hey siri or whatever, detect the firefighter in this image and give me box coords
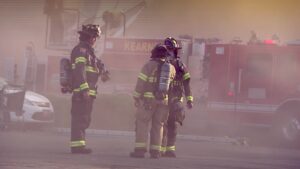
[70,24,109,154]
[130,44,176,159]
[161,37,193,157]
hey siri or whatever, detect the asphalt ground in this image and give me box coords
[1,130,300,169]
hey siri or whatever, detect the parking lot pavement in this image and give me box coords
[1,130,300,169]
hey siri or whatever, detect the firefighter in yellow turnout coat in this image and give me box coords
[130,44,176,159]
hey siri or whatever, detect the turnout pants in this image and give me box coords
[162,101,185,153]
[134,101,169,153]
[161,111,178,153]
[70,95,94,148]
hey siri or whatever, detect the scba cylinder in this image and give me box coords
[158,62,171,93]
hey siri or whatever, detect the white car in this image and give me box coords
[9,91,55,124]
[0,77,54,124]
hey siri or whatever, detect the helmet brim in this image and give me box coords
[78,31,100,38]
[167,46,182,50]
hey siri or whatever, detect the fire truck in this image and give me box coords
[203,41,300,144]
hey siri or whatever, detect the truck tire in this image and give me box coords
[273,112,300,146]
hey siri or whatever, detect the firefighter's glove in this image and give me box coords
[101,70,110,82]
[187,100,193,109]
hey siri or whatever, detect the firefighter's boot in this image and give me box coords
[71,147,92,154]
[129,149,146,158]
[149,150,160,159]
[164,151,176,158]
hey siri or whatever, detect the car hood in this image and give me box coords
[26,91,50,103]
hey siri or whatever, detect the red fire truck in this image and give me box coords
[204,42,300,143]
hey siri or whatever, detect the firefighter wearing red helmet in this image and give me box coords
[69,24,109,154]
[161,37,193,158]
[130,44,176,159]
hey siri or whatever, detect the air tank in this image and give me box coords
[158,62,171,93]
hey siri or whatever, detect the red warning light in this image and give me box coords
[227,91,234,96]
[264,39,274,45]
